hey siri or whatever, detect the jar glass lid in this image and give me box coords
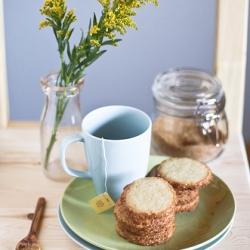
[152,68,226,117]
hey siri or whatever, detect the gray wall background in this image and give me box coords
[6,1,250,140]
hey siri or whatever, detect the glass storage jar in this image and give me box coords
[151,68,228,162]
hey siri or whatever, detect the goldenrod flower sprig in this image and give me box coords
[39,0,158,87]
[39,0,158,170]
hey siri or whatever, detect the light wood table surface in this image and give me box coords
[1,122,250,249]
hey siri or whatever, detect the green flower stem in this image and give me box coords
[44,49,70,170]
[44,93,69,170]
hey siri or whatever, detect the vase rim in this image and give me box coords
[40,70,84,92]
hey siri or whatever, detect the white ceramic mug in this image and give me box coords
[60,105,152,201]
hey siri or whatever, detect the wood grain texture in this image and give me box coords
[30,198,46,236]
[215,0,249,133]
[0,123,250,249]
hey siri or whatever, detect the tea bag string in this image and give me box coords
[101,138,108,193]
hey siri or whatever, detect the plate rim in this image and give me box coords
[57,204,233,250]
[58,203,101,250]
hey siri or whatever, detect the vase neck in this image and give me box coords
[40,71,84,96]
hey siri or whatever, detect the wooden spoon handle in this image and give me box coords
[29,197,46,236]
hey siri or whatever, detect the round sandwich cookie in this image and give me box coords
[114,177,177,246]
[147,157,212,213]
[151,157,212,190]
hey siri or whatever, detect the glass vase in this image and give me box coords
[40,71,85,181]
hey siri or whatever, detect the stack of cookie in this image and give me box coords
[148,157,212,213]
[114,177,176,246]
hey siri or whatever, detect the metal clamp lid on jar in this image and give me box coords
[152,68,226,147]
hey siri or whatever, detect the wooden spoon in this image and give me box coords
[16,197,46,250]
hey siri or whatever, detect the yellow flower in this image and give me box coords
[40,0,66,20]
[98,0,110,8]
[63,8,77,26]
[65,29,72,39]
[106,10,116,23]
[57,30,64,36]
[104,32,116,40]
[103,10,117,31]
[90,25,100,35]
[39,20,51,29]
[149,0,159,7]
[90,39,101,47]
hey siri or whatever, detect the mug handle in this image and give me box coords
[60,132,92,179]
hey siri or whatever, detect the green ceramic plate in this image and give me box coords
[60,155,236,250]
